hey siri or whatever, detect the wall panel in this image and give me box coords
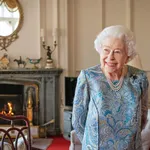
[133,0,150,70]
[69,0,101,71]
[67,0,134,72]
[104,0,126,27]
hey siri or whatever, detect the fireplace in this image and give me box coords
[0,83,39,125]
[0,84,23,124]
[0,68,62,136]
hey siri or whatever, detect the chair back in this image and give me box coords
[0,114,32,150]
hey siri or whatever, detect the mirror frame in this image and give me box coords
[0,0,24,51]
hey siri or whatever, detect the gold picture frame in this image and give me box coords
[0,0,24,51]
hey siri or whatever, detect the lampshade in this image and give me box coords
[127,54,143,70]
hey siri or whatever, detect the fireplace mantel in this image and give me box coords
[0,68,62,75]
[0,68,63,135]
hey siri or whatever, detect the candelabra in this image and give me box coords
[42,41,57,69]
[41,28,58,68]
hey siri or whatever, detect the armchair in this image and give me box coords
[69,130,81,150]
[0,114,32,150]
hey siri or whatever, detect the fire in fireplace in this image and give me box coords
[0,102,14,116]
[0,84,25,125]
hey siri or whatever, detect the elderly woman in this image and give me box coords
[72,25,149,150]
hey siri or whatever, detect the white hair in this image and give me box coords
[94,25,137,62]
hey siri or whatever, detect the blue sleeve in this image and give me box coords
[72,70,90,143]
[141,72,149,129]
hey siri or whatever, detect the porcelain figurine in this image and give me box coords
[0,53,9,69]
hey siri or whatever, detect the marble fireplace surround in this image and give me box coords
[0,68,63,135]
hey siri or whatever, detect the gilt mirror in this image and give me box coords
[0,0,23,51]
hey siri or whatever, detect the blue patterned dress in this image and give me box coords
[72,65,149,150]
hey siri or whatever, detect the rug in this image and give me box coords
[32,138,53,150]
[47,136,70,150]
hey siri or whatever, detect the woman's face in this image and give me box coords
[100,37,128,74]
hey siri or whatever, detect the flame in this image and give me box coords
[7,102,14,116]
[0,102,14,116]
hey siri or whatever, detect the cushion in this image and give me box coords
[13,135,33,150]
[0,142,12,150]
[70,130,81,145]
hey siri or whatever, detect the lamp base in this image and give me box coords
[45,59,55,69]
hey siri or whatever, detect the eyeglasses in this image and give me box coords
[102,48,125,57]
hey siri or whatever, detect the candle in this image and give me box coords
[52,28,58,41]
[40,28,45,42]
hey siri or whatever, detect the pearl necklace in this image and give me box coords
[107,76,124,91]
[103,66,127,91]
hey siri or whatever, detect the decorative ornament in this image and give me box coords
[14,56,26,68]
[26,57,42,69]
[42,41,57,69]
[0,53,9,69]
